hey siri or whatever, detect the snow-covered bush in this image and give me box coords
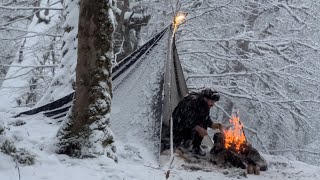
[12,148,35,165]
[1,139,16,155]
[0,121,5,135]
[9,119,26,127]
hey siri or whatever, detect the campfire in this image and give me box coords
[211,114,268,175]
[223,114,247,152]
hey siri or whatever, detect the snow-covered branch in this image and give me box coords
[177,37,294,43]
[244,127,269,154]
[0,68,34,80]
[178,0,320,165]
[269,149,320,156]
[187,72,254,79]
[186,0,233,21]
[0,27,62,37]
[0,5,63,11]
[0,64,58,68]
[0,33,62,40]
[276,3,304,24]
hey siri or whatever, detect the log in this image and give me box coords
[211,133,268,172]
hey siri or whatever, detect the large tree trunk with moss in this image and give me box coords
[56,0,116,161]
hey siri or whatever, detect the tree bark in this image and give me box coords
[56,0,116,160]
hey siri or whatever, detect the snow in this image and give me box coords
[0,0,63,111]
[1,1,320,179]
[36,0,79,107]
[124,12,144,20]
[1,111,320,180]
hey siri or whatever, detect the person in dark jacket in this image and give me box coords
[172,88,223,156]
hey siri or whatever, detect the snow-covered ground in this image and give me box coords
[1,111,320,180]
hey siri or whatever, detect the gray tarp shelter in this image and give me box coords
[14,25,189,157]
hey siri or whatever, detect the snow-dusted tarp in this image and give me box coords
[110,28,169,160]
[13,25,189,160]
[13,93,73,119]
[14,27,168,119]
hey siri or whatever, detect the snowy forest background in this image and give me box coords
[0,0,320,168]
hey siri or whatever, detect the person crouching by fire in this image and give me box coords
[173,88,224,156]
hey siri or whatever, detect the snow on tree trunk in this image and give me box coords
[113,0,151,63]
[56,0,116,161]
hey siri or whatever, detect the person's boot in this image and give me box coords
[191,146,206,156]
[247,164,254,174]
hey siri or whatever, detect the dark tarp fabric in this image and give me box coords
[161,27,189,152]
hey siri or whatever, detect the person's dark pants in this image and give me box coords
[192,132,203,149]
[174,128,204,149]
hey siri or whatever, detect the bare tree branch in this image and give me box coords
[0,64,58,68]
[0,5,63,11]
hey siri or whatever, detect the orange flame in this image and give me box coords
[223,114,247,152]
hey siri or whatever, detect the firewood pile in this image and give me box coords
[210,132,268,175]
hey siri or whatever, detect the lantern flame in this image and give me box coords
[173,13,186,33]
[223,114,247,152]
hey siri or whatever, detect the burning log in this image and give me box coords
[210,132,268,174]
[210,114,267,174]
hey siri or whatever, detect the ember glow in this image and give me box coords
[223,114,247,152]
[173,13,186,33]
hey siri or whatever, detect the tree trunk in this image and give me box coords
[56,0,116,161]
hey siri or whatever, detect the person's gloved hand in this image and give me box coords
[194,125,208,137]
[224,123,233,130]
[212,122,224,131]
